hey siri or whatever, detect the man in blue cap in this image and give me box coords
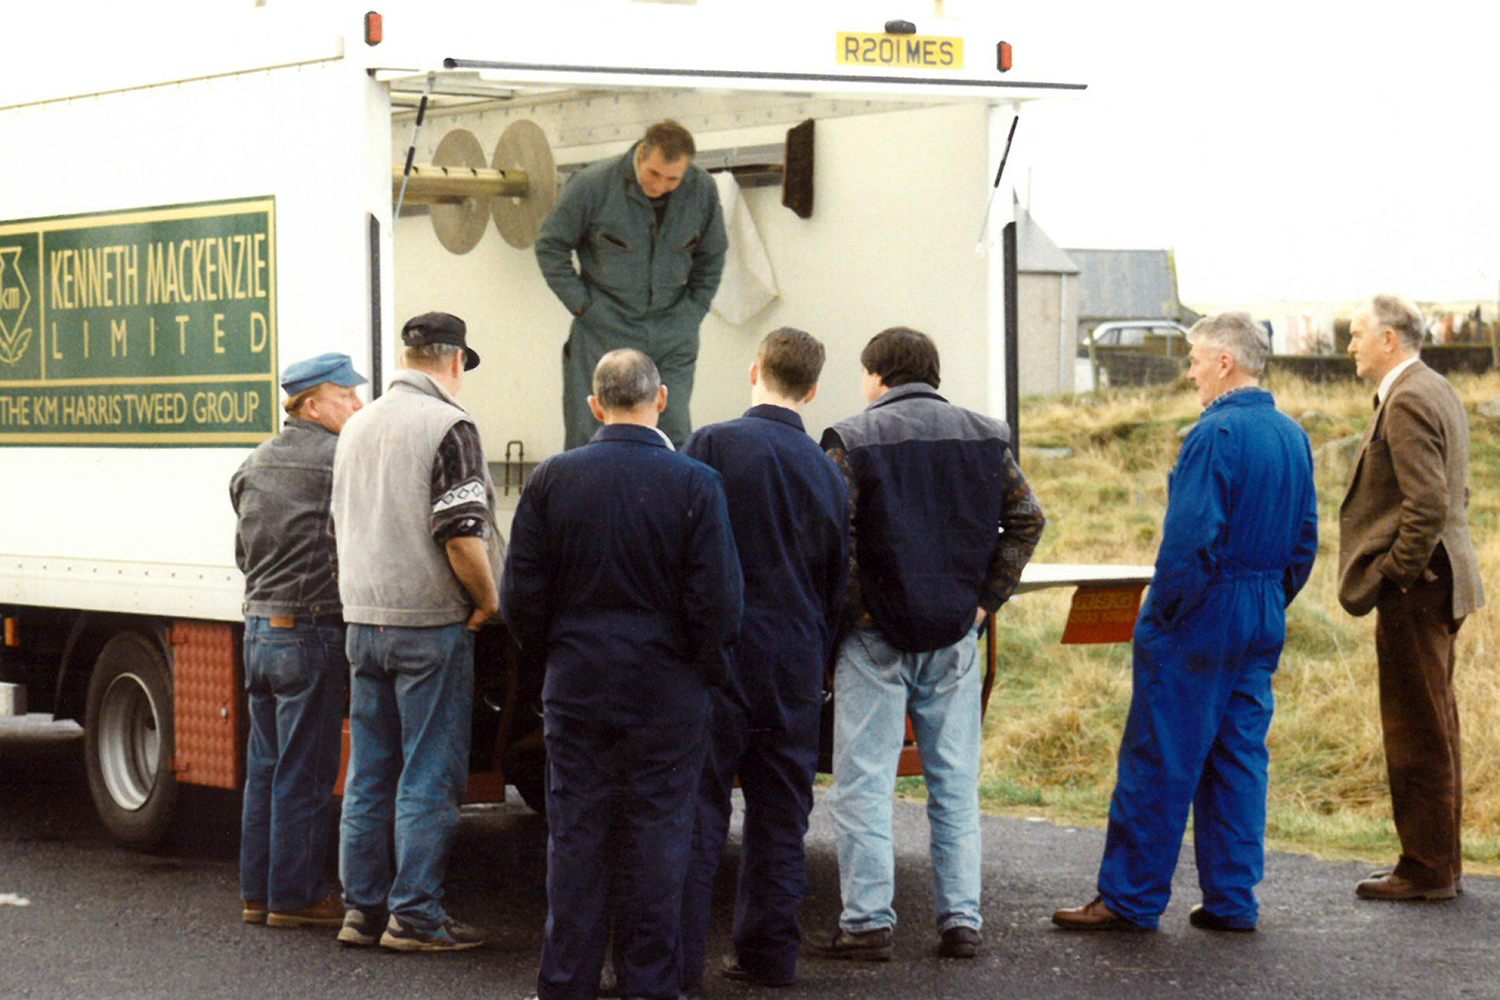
[231,351,367,929]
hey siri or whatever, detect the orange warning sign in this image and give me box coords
[1060,584,1145,644]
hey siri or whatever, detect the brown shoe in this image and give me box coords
[267,891,345,927]
[1355,873,1456,901]
[1052,896,1152,932]
[242,899,267,924]
[1368,868,1463,895]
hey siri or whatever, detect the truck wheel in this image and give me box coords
[83,632,178,848]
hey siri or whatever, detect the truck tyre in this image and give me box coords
[83,631,178,848]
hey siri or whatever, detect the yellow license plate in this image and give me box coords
[836,31,964,70]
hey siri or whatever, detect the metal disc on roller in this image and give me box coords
[492,120,557,249]
[429,129,488,255]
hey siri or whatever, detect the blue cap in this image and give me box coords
[280,352,369,397]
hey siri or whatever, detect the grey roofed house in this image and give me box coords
[1066,248,1185,327]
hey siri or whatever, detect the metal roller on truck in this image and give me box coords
[0,2,1147,846]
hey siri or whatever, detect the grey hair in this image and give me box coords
[592,348,661,410]
[1364,294,1425,350]
[402,343,463,370]
[1189,312,1269,375]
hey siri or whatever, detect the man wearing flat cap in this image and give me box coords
[231,351,367,930]
[332,312,503,951]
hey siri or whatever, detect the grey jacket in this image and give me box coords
[230,417,343,618]
[332,370,504,627]
[535,142,727,348]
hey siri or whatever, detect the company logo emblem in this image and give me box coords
[0,245,33,366]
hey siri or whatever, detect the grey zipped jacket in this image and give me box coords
[230,417,342,618]
[535,142,727,343]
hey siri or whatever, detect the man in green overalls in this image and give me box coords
[536,120,728,449]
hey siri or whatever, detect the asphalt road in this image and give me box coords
[2,715,1496,1000]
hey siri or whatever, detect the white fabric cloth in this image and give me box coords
[708,172,778,325]
[1378,355,1420,404]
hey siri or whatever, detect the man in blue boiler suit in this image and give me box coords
[677,328,850,990]
[501,349,743,1000]
[1053,312,1318,933]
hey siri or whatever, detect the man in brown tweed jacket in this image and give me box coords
[1339,293,1485,901]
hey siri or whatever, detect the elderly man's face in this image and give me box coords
[305,382,363,434]
[635,145,689,199]
[1348,307,1394,383]
[1186,339,1233,408]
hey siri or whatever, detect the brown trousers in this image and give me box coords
[1374,553,1464,886]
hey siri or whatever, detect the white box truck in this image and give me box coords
[0,2,1137,846]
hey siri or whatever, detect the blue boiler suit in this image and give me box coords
[677,405,849,988]
[500,423,742,1000]
[1098,388,1317,929]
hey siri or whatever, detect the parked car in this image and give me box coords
[1078,320,1191,358]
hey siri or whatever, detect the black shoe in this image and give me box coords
[818,926,892,961]
[378,914,487,951]
[720,954,794,987]
[1188,904,1256,933]
[337,906,388,947]
[938,925,981,958]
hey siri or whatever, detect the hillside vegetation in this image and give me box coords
[981,371,1500,871]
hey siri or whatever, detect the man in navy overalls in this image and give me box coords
[1053,312,1318,933]
[501,349,742,1000]
[677,328,849,989]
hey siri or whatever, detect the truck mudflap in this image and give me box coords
[169,621,242,789]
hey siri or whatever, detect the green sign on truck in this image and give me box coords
[0,196,277,445]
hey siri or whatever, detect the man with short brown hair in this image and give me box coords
[536,118,727,450]
[678,328,849,990]
[1340,294,1485,901]
[819,327,1045,961]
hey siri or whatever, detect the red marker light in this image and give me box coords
[997,40,1012,73]
[365,11,383,46]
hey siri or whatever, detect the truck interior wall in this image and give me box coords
[0,61,389,574]
[392,102,993,456]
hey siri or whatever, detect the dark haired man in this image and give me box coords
[536,119,727,450]
[819,327,1045,961]
[678,328,850,990]
[501,349,743,1000]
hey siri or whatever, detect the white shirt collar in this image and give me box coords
[652,426,676,450]
[1377,356,1419,405]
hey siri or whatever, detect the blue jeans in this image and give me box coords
[239,616,346,911]
[339,622,474,930]
[828,626,983,934]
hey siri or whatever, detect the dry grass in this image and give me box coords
[979,371,1500,871]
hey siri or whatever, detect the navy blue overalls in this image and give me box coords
[676,404,849,988]
[500,423,743,1000]
[1098,388,1318,928]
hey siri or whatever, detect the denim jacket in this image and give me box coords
[231,417,342,618]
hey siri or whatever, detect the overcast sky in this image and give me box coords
[8,0,1495,311]
[1011,1,1499,310]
